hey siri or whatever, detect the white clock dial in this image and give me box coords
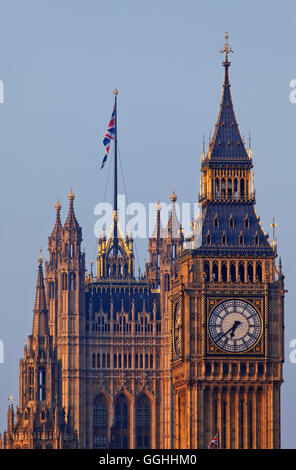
[208,299,262,353]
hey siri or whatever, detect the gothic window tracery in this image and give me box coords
[114,395,129,449]
[93,395,108,449]
[136,395,151,449]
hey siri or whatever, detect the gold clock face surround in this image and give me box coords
[173,302,181,356]
[208,299,262,353]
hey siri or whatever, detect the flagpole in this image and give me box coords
[113,88,118,255]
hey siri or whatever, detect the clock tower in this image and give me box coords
[171,34,285,449]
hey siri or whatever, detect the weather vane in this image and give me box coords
[220,31,233,63]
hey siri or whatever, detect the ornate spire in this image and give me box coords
[32,250,49,337]
[151,200,164,239]
[207,32,249,162]
[50,198,62,238]
[164,190,180,239]
[63,188,81,232]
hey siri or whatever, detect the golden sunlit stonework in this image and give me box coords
[1,36,284,449]
[170,35,284,449]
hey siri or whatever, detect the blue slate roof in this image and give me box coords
[206,62,250,163]
[181,53,276,260]
[196,203,275,257]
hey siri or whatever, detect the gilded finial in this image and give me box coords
[271,217,277,235]
[68,188,75,202]
[113,88,118,97]
[170,189,177,203]
[220,31,233,63]
[55,198,62,212]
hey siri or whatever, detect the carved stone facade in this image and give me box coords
[2,38,284,449]
[2,187,181,449]
[170,36,285,449]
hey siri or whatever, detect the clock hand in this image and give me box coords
[217,320,241,341]
[229,320,241,338]
[216,324,236,341]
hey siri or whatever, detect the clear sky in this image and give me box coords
[0,0,295,448]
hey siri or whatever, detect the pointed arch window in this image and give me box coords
[70,272,76,291]
[114,395,130,449]
[238,262,245,282]
[227,178,232,198]
[256,262,263,282]
[244,216,250,229]
[239,233,244,246]
[213,215,219,228]
[254,233,259,246]
[164,273,170,292]
[230,262,236,282]
[212,262,219,282]
[221,232,227,246]
[150,354,153,369]
[28,368,34,401]
[62,273,68,291]
[240,179,245,198]
[204,261,210,282]
[229,215,234,229]
[221,263,227,282]
[38,367,46,401]
[136,395,151,449]
[247,262,254,282]
[49,282,55,299]
[233,178,238,199]
[94,395,108,448]
[221,178,226,198]
[206,231,211,245]
[215,178,220,199]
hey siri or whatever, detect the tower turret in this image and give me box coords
[32,249,49,337]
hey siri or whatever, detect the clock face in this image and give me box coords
[174,302,181,356]
[208,299,262,353]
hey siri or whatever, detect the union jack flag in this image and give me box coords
[207,433,218,449]
[101,103,116,169]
